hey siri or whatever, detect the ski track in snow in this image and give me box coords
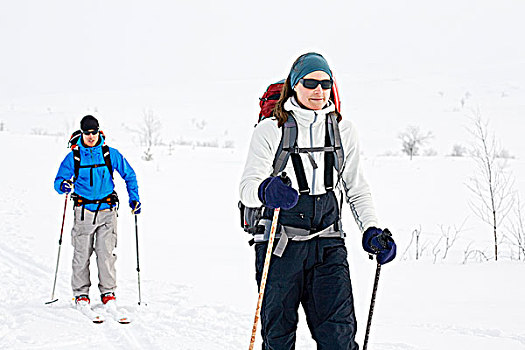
[0,186,248,349]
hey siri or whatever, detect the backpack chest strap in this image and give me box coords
[272,113,344,194]
[283,146,341,153]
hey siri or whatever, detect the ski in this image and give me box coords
[77,304,105,323]
[104,301,131,324]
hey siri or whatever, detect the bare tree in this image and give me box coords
[438,219,466,260]
[431,236,443,264]
[137,109,162,161]
[462,242,490,264]
[466,109,515,261]
[168,141,175,156]
[191,118,207,130]
[414,226,423,260]
[398,125,433,160]
[401,225,426,260]
[506,194,525,261]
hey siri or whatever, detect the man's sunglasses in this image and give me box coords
[299,78,333,90]
[82,129,99,135]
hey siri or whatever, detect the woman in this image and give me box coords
[240,52,396,349]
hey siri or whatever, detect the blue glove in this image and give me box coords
[130,200,141,214]
[258,174,299,210]
[363,227,396,264]
[60,180,73,194]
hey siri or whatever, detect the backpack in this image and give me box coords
[68,130,113,183]
[239,78,344,235]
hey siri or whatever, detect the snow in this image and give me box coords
[1,1,525,348]
[1,135,524,349]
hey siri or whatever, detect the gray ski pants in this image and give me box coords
[71,207,118,297]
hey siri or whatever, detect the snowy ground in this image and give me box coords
[2,1,525,348]
[0,132,524,349]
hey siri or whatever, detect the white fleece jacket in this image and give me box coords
[239,97,378,233]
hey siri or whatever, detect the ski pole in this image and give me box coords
[134,214,144,305]
[363,262,381,350]
[46,193,69,305]
[249,207,280,350]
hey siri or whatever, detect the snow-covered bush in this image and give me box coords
[450,144,467,157]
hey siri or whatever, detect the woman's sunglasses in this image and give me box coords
[299,78,333,90]
[82,129,99,135]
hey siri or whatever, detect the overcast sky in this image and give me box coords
[1,0,523,99]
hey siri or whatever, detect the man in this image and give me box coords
[54,115,141,308]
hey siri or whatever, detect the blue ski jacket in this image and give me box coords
[54,136,140,211]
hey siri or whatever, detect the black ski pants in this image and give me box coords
[255,237,359,350]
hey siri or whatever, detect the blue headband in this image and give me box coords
[289,53,333,89]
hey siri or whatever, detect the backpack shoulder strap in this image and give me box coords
[271,114,295,176]
[271,114,310,194]
[72,147,81,182]
[101,144,113,179]
[324,112,344,191]
[328,112,344,172]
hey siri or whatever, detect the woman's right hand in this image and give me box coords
[258,174,299,209]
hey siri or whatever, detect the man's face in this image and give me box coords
[82,129,99,147]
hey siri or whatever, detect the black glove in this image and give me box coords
[363,227,397,264]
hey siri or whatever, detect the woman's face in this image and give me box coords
[294,70,332,110]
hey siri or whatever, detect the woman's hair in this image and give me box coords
[273,76,295,127]
[272,54,342,127]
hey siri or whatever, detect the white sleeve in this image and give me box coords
[338,120,379,233]
[239,120,281,207]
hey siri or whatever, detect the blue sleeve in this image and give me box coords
[54,152,74,194]
[110,147,140,203]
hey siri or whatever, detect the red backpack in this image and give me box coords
[258,78,341,122]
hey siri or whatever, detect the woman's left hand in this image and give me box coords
[363,227,396,264]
